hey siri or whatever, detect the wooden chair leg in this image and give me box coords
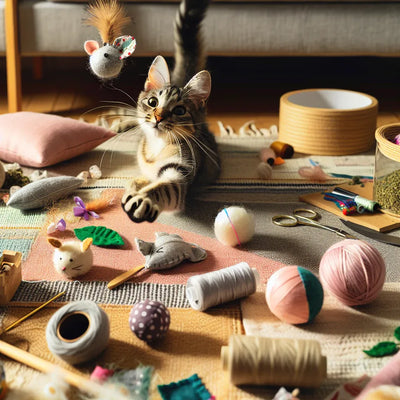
[5,0,22,113]
[33,57,43,80]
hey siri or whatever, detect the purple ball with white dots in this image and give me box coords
[129,300,170,343]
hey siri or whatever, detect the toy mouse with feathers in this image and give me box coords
[84,0,136,80]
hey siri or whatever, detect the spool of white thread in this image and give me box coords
[186,262,259,311]
[221,335,327,387]
[46,301,110,365]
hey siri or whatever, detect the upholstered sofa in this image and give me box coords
[3,0,400,112]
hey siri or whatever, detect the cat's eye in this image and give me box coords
[173,105,186,116]
[148,97,158,107]
[69,258,73,262]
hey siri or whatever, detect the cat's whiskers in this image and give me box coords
[166,129,184,164]
[174,122,206,127]
[174,127,198,174]
[98,121,146,171]
[105,83,138,106]
[186,133,220,168]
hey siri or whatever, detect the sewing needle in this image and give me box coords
[2,291,66,333]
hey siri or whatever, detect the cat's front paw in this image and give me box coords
[122,193,160,223]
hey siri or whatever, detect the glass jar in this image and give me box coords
[374,124,400,216]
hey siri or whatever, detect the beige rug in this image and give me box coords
[0,301,271,400]
[241,282,400,399]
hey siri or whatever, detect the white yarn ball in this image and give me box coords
[214,206,255,246]
[0,162,5,189]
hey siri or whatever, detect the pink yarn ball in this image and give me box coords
[266,266,324,325]
[319,239,386,306]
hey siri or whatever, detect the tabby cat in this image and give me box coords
[121,0,220,223]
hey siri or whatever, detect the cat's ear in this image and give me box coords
[184,71,211,107]
[144,56,170,91]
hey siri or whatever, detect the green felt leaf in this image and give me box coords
[363,341,399,357]
[394,326,400,341]
[74,226,124,247]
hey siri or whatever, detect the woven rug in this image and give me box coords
[22,189,284,286]
[241,282,400,399]
[0,302,249,400]
[43,129,373,194]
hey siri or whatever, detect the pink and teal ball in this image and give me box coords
[319,239,386,306]
[266,266,324,324]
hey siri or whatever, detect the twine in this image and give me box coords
[221,335,327,387]
[223,208,242,245]
[186,262,258,311]
[46,301,110,365]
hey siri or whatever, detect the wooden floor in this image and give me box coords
[2,56,400,132]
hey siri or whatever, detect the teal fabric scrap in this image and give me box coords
[157,374,212,400]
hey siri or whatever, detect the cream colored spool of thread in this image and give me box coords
[221,335,327,387]
[279,89,378,155]
[375,124,400,163]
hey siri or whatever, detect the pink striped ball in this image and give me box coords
[266,266,324,325]
[319,239,386,306]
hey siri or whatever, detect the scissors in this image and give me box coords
[272,208,357,239]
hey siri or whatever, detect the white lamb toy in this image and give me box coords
[48,238,93,279]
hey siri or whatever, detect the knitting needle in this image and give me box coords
[0,339,101,395]
[107,265,145,290]
[2,291,66,333]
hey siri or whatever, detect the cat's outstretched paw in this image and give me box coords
[122,193,160,223]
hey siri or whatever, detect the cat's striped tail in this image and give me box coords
[171,0,211,87]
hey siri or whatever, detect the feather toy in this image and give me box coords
[84,0,136,80]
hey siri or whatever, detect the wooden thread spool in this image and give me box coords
[221,335,326,387]
[269,141,294,159]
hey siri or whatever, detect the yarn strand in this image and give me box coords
[223,208,242,246]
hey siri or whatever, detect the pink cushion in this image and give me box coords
[0,112,116,167]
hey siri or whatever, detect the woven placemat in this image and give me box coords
[0,301,253,399]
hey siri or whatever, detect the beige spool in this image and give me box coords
[375,124,400,163]
[221,335,327,387]
[279,89,378,155]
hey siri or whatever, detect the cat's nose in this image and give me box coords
[155,114,164,123]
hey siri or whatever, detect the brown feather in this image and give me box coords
[86,191,117,213]
[85,0,131,44]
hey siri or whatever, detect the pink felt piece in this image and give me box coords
[356,352,400,399]
[22,190,284,284]
[0,112,115,167]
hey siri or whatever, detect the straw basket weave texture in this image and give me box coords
[279,89,378,155]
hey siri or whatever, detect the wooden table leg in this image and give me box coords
[5,0,22,113]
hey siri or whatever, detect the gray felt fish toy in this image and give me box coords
[135,232,207,270]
